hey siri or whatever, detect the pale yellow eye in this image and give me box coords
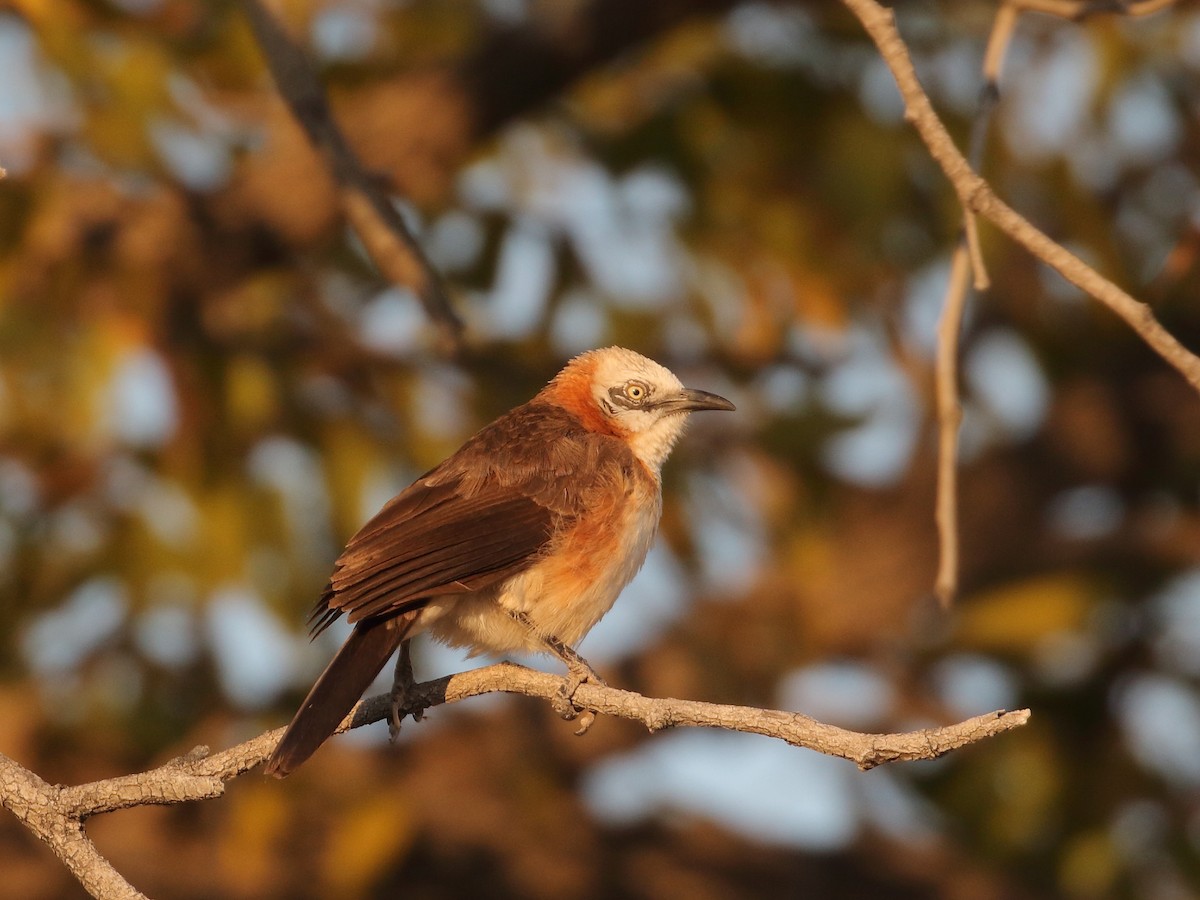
[625,383,646,402]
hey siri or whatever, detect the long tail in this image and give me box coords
[265,616,411,778]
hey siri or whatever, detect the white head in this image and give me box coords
[544,347,735,473]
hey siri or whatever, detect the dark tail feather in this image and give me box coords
[265,617,408,778]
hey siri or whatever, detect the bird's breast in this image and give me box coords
[425,465,663,655]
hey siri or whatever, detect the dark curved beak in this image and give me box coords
[661,387,736,413]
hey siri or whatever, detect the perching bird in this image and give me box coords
[264,347,734,777]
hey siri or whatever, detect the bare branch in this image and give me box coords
[855,0,1186,608]
[3,663,1030,897]
[934,243,972,608]
[1005,0,1176,19]
[239,0,463,349]
[963,213,990,291]
[982,3,1022,88]
[927,0,1014,606]
[370,663,1031,770]
[841,0,1200,391]
[0,753,147,900]
[459,0,749,137]
[4,653,1032,898]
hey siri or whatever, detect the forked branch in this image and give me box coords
[844,0,1197,608]
[841,0,1200,394]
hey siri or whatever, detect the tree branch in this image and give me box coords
[3,663,1030,898]
[458,0,751,137]
[1002,0,1176,19]
[357,663,1031,769]
[929,0,1016,607]
[240,0,464,350]
[847,0,1196,608]
[934,242,972,608]
[841,0,1200,395]
[0,753,147,900]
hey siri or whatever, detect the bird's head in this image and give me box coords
[543,347,735,473]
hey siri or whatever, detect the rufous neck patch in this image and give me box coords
[540,358,626,438]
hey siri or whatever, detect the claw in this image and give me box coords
[552,659,606,725]
[551,681,581,721]
[388,640,426,742]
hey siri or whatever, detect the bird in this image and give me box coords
[264,346,735,777]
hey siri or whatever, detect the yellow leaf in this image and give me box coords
[322,422,386,539]
[197,483,248,585]
[83,38,173,168]
[219,781,289,895]
[986,730,1062,850]
[322,792,415,898]
[226,354,278,431]
[1058,830,1119,898]
[957,573,1094,654]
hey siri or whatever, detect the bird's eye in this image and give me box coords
[624,383,647,402]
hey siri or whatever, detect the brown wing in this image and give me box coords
[308,401,633,636]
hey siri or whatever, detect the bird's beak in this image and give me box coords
[661,387,736,413]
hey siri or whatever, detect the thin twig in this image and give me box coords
[934,243,972,607]
[963,214,990,291]
[239,0,463,350]
[1006,0,1176,19]
[927,0,1017,606]
[981,3,1022,88]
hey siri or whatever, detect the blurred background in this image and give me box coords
[2,0,1200,897]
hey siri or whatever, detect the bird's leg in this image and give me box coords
[542,631,608,693]
[389,639,425,741]
[508,610,605,729]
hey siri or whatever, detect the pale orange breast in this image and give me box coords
[423,462,662,655]
[524,469,661,644]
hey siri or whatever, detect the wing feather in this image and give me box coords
[335,504,552,623]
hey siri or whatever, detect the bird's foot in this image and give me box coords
[506,610,606,734]
[389,640,426,742]
[552,659,606,735]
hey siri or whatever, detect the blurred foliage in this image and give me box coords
[2,0,1200,897]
